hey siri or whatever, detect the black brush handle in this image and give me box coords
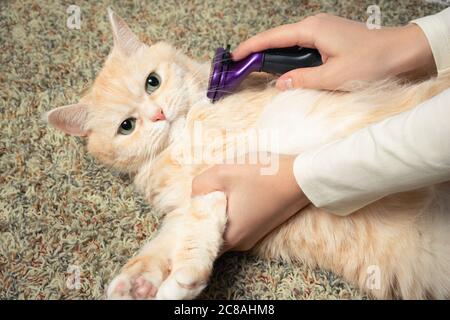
[261,46,323,75]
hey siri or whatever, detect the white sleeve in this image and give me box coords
[411,7,450,76]
[293,88,450,216]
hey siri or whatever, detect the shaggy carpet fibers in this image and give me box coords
[0,0,446,300]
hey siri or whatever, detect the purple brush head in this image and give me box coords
[206,45,322,102]
[207,46,263,102]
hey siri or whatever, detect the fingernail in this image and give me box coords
[283,78,294,90]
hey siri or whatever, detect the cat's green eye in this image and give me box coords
[118,117,136,135]
[145,72,161,94]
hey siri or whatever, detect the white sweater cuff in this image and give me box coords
[293,147,354,216]
[411,8,450,76]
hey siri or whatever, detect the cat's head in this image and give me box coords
[46,9,206,172]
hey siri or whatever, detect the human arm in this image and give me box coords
[294,88,450,215]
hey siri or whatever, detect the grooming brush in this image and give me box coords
[207,45,323,102]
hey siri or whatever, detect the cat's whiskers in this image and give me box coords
[140,128,164,165]
[190,66,209,86]
[164,86,187,117]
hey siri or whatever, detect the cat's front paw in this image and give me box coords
[106,255,209,300]
[106,255,170,300]
[107,273,158,300]
[156,266,208,300]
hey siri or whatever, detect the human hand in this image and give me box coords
[232,13,436,91]
[191,154,310,252]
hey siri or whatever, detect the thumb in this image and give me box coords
[191,165,226,197]
[276,64,333,90]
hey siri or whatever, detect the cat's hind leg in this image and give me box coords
[106,191,227,300]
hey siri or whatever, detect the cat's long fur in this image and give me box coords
[47,10,450,299]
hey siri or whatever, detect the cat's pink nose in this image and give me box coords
[150,108,166,122]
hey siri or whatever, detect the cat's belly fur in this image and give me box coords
[255,89,376,155]
[256,89,338,154]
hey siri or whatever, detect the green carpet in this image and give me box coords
[0,0,446,300]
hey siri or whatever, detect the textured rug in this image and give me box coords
[0,0,446,300]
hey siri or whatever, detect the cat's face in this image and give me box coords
[46,10,206,172]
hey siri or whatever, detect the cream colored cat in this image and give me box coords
[47,10,450,299]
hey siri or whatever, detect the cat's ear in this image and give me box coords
[45,104,89,136]
[108,8,144,56]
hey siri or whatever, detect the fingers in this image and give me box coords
[232,19,316,61]
[222,216,256,253]
[191,165,226,196]
[276,66,327,90]
[276,63,337,90]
